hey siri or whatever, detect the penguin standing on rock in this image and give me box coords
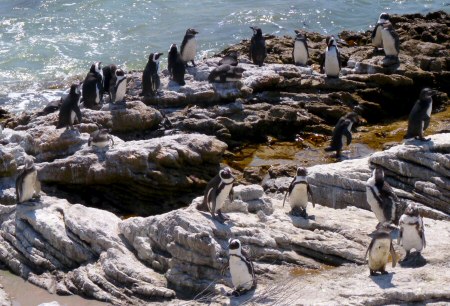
[283,167,315,218]
[404,88,437,141]
[180,28,199,67]
[324,112,359,157]
[365,227,397,276]
[249,27,267,67]
[371,13,390,50]
[292,30,309,66]
[320,36,341,78]
[57,83,82,131]
[16,157,41,204]
[110,69,127,103]
[141,53,163,96]
[168,44,186,86]
[398,204,426,260]
[366,167,399,227]
[88,128,114,149]
[196,167,234,223]
[228,238,256,296]
[82,62,104,109]
[102,64,117,95]
[381,21,400,60]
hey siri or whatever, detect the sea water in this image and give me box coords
[0,0,448,113]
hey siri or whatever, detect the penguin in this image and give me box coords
[56,83,82,130]
[141,52,163,96]
[381,21,400,58]
[88,128,114,149]
[365,228,397,276]
[282,167,315,218]
[324,112,359,157]
[15,157,41,204]
[219,51,239,66]
[82,62,104,109]
[196,167,235,223]
[180,28,199,67]
[110,69,127,103]
[366,167,399,227]
[398,204,426,260]
[168,44,186,86]
[208,65,245,83]
[102,64,117,95]
[404,88,437,141]
[228,238,256,296]
[320,36,341,78]
[371,13,390,49]
[292,30,309,66]
[40,99,62,115]
[249,27,267,67]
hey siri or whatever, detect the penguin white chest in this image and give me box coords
[214,183,233,212]
[324,47,340,77]
[293,41,308,65]
[368,238,391,270]
[114,80,127,103]
[400,215,424,252]
[289,184,308,209]
[20,171,37,202]
[181,39,197,62]
[70,111,76,124]
[381,30,398,56]
[95,84,100,103]
[92,140,110,149]
[366,185,386,223]
[372,26,383,48]
[229,256,253,290]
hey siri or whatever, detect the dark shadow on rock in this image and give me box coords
[230,288,256,306]
[399,252,427,268]
[369,272,395,289]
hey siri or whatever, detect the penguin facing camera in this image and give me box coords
[141,53,163,96]
[398,204,426,261]
[324,112,359,158]
[180,28,199,67]
[208,65,245,83]
[228,238,256,296]
[88,128,114,149]
[404,88,437,141]
[16,156,41,204]
[110,69,127,103]
[168,44,186,86]
[320,36,341,78]
[366,167,399,228]
[82,61,104,109]
[56,83,82,131]
[371,12,390,50]
[219,51,239,66]
[365,227,397,276]
[249,26,267,67]
[283,167,315,218]
[381,21,400,62]
[292,30,309,66]
[196,167,235,223]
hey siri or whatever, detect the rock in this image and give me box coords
[232,184,264,202]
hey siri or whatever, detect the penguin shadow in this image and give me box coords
[229,289,256,305]
[288,213,316,227]
[404,138,435,147]
[197,211,236,230]
[59,128,80,138]
[399,252,427,268]
[90,147,110,162]
[369,271,396,289]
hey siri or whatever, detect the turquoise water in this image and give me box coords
[0,0,448,112]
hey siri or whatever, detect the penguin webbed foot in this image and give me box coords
[217,210,230,223]
[369,270,376,276]
[191,60,196,67]
[416,136,431,142]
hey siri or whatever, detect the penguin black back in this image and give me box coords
[249,27,267,67]
[57,83,82,130]
[404,88,436,141]
[141,52,163,96]
[219,51,239,66]
[324,112,358,157]
[82,62,104,109]
[168,44,186,86]
[102,64,117,94]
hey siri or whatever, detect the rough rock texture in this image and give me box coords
[0,288,11,306]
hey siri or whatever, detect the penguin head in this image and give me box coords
[151,52,163,62]
[227,51,239,60]
[186,28,199,36]
[250,26,262,36]
[294,30,307,41]
[23,156,35,170]
[228,238,242,254]
[296,167,308,177]
[69,83,81,96]
[115,68,125,77]
[326,36,337,47]
[219,167,234,184]
[419,88,437,100]
[405,204,420,217]
[90,62,103,75]
[346,112,359,123]
[378,12,390,23]
[168,43,178,54]
[373,167,384,186]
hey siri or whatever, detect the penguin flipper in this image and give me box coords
[34,179,41,197]
[319,52,325,73]
[397,223,403,245]
[420,217,426,248]
[307,184,315,207]
[344,129,352,145]
[423,116,431,131]
[337,48,342,70]
[365,239,375,261]
[390,242,397,268]
[74,105,82,123]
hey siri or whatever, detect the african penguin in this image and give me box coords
[404,88,437,141]
[283,167,315,218]
[398,204,426,260]
[56,83,82,130]
[141,52,163,96]
[16,157,41,204]
[88,128,114,149]
[208,65,245,83]
[372,13,390,49]
[168,44,186,86]
[196,167,235,223]
[228,238,256,296]
[249,26,267,67]
[320,36,341,78]
[82,62,104,109]
[111,69,127,103]
[180,28,199,67]
[365,228,397,276]
[219,51,239,66]
[324,112,359,157]
[381,21,400,58]
[292,30,309,66]
[102,64,117,94]
[366,167,399,227]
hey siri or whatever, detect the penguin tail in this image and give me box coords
[196,199,208,212]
